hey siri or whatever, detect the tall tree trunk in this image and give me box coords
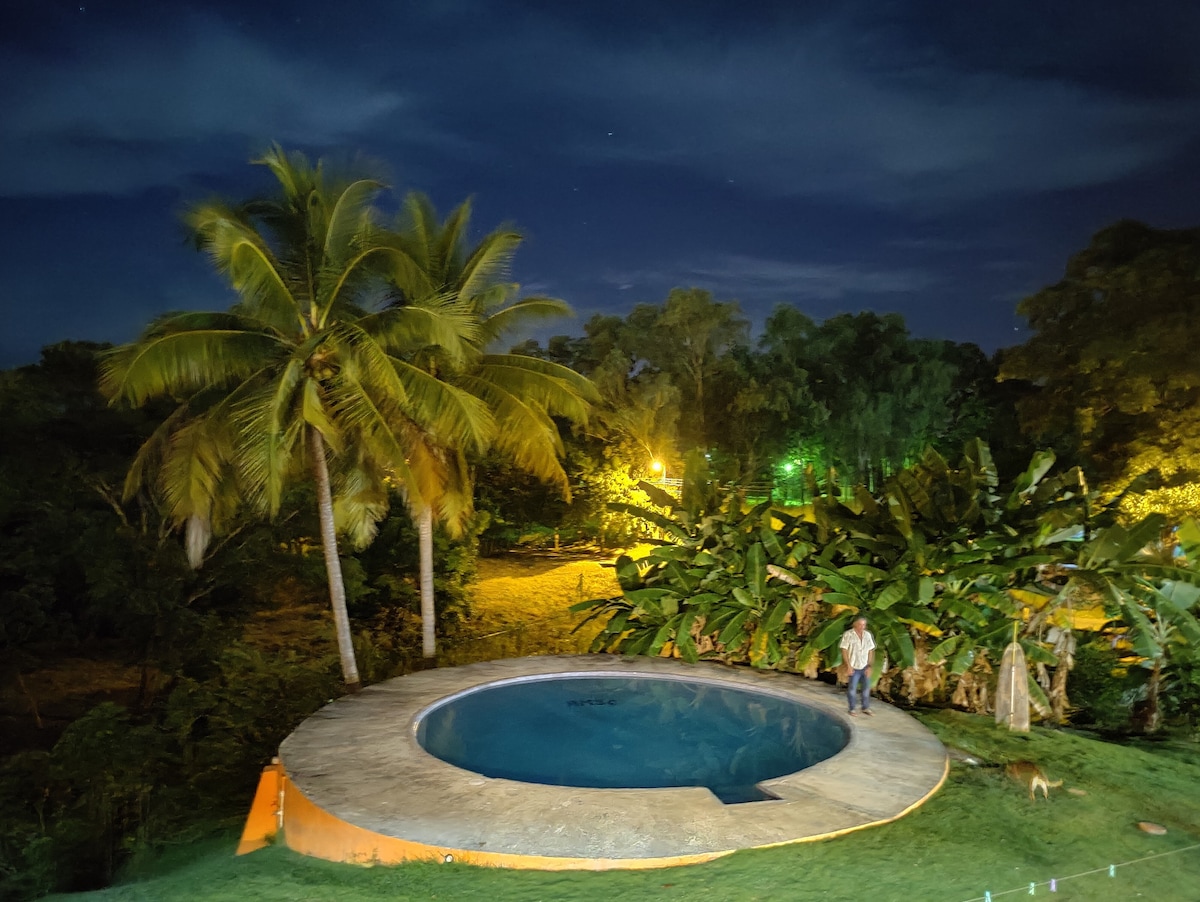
[1145,658,1162,734]
[310,427,361,693]
[417,504,437,660]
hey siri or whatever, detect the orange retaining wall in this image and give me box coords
[235,762,283,855]
[236,755,948,870]
[235,762,729,870]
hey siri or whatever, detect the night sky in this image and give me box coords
[4,0,1200,366]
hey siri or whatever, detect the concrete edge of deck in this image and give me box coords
[260,655,948,869]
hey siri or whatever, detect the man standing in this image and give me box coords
[840,616,876,716]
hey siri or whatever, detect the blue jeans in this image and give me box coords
[847,668,871,711]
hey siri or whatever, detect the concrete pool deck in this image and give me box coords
[267,655,948,869]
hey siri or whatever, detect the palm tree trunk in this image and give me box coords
[417,504,437,660]
[310,427,362,693]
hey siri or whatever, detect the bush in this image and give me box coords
[1069,640,1134,732]
[0,646,345,900]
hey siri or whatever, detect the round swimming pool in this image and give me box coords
[416,673,849,803]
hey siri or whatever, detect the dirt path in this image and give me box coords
[440,552,623,664]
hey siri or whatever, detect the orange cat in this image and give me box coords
[1005,761,1063,800]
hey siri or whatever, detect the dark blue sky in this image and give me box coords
[4,0,1200,365]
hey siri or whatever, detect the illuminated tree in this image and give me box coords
[1001,219,1200,519]
[389,193,595,658]
[101,147,487,691]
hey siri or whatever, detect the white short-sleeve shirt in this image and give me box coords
[840,628,876,670]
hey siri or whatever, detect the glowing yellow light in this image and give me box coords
[650,460,664,474]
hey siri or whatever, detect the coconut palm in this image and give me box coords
[100,147,488,691]
[390,193,597,658]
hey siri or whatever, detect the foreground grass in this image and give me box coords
[52,711,1200,902]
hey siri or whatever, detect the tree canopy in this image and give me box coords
[1000,219,1200,519]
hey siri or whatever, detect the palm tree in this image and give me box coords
[101,147,487,691]
[390,193,597,659]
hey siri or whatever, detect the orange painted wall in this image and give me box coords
[235,763,282,855]
[237,761,727,869]
[236,756,947,870]
[278,774,727,870]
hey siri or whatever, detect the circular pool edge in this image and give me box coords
[413,671,851,801]
[276,655,948,869]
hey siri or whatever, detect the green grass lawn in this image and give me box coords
[51,711,1200,902]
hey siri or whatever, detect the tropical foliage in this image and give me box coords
[100,146,490,690]
[386,192,596,657]
[575,442,1200,727]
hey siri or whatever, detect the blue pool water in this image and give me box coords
[415,674,848,803]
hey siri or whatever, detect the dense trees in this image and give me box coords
[0,342,480,899]
[749,309,989,489]
[515,293,1010,523]
[1001,220,1200,520]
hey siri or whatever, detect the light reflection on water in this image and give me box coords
[416,675,848,803]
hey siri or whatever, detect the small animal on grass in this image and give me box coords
[1005,761,1063,800]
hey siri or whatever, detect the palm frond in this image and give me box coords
[187,205,302,332]
[397,192,438,272]
[389,355,494,451]
[327,404,428,507]
[458,375,569,492]
[254,143,321,207]
[480,296,572,342]
[122,403,193,501]
[357,298,480,365]
[331,453,392,550]
[397,428,454,519]
[432,448,474,537]
[475,354,598,420]
[433,198,472,277]
[100,320,286,405]
[323,178,385,269]
[232,359,307,515]
[459,228,522,302]
[318,242,407,328]
[302,377,342,451]
[160,413,236,533]
[331,320,493,453]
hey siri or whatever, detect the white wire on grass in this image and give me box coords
[958,841,1200,901]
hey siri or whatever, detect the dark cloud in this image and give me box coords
[602,255,937,304]
[369,8,1200,206]
[0,0,1198,364]
[0,14,411,196]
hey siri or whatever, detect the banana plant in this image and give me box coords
[1062,515,1200,731]
[576,444,1200,726]
[573,482,819,667]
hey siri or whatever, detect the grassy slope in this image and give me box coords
[48,554,1200,902]
[53,719,1200,902]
